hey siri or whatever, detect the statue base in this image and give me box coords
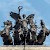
[0,45,50,50]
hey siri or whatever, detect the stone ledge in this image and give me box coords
[0,45,50,50]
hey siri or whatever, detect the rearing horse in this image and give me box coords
[35,20,50,45]
[26,14,37,45]
[0,20,13,45]
[10,6,23,45]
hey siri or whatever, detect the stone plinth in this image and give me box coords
[0,45,50,50]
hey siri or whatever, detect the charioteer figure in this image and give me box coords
[21,14,28,45]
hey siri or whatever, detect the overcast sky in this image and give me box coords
[0,0,50,46]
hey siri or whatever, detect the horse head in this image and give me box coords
[26,14,35,24]
[4,20,12,30]
[45,29,50,36]
[40,20,50,36]
[10,11,21,21]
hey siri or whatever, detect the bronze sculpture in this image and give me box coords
[0,6,50,45]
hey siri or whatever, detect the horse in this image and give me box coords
[26,14,37,45]
[0,20,13,45]
[13,18,24,45]
[34,20,50,45]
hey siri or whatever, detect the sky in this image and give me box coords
[0,0,50,46]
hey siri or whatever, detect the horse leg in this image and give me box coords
[14,32,20,45]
